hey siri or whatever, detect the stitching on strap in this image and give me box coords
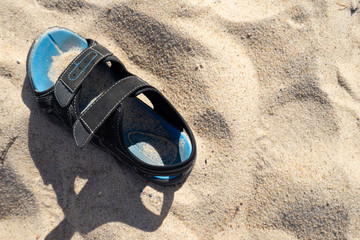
[67,105,73,125]
[60,50,111,94]
[78,81,148,146]
[73,94,79,117]
[58,47,92,89]
[80,76,146,116]
[73,120,81,147]
[116,109,127,154]
[68,51,98,80]
[92,83,148,131]
[79,117,94,134]
[67,46,111,89]
[55,43,112,106]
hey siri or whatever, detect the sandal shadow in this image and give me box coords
[21,78,176,240]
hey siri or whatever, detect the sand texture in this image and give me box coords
[1,0,360,239]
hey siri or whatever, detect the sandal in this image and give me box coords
[26,27,196,185]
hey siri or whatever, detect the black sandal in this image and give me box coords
[26,27,196,185]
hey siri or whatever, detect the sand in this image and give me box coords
[1,0,360,239]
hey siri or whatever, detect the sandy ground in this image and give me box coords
[1,0,360,239]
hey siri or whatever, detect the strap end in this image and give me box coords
[54,81,73,107]
[73,119,92,148]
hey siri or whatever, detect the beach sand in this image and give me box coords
[1,0,360,239]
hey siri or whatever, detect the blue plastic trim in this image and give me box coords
[68,51,97,81]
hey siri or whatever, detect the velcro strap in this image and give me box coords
[54,42,112,107]
[73,76,150,148]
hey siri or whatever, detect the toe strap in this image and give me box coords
[54,41,113,107]
[73,76,150,148]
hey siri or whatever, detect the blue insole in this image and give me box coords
[29,28,192,174]
[29,28,88,92]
